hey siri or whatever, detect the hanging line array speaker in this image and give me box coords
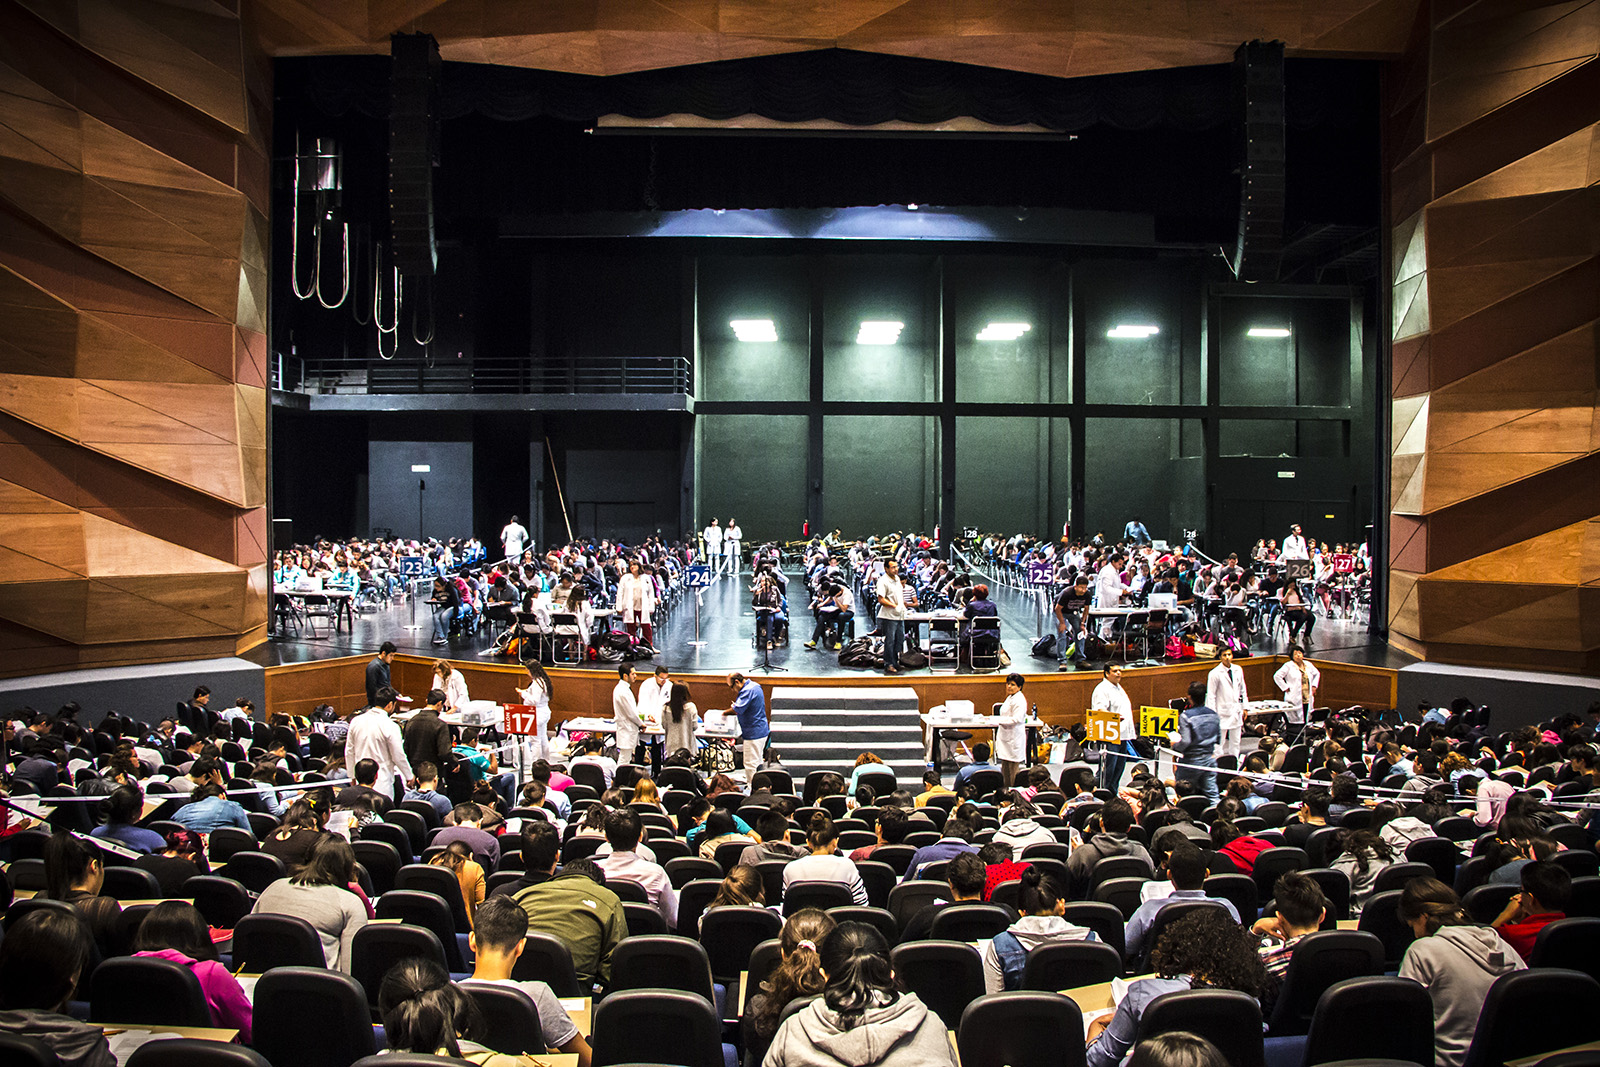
[1229,39,1285,283]
[390,32,441,277]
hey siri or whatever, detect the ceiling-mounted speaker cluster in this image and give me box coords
[1229,39,1285,283]
[390,32,441,277]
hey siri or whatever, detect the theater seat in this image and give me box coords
[958,991,1087,1067]
[591,988,731,1067]
[126,1038,272,1067]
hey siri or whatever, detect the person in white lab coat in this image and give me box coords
[637,665,670,722]
[702,519,723,575]
[724,519,742,575]
[345,689,414,800]
[1092,664,1136,790]
[612,663,642,764]
[1205,647,1249,761]
[1272,645,1320,744]
[994,672,1030,788]
[515,661,554,764]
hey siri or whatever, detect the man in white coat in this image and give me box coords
[1272,644,1320,743]
[500,515,530,566]
[702,519,723,576]
[1095,551,1130,639]
[612,663,642,764]
[724,519,742,576]
[994,672,1030,789]
[1206,647,1249,762]
[1281,524,1310,560]
[637,665,670,722]
[346,687,414,801]
[1092,664,1136,790]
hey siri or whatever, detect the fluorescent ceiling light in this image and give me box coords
[976,322,1032,341]
[1247,327,1292,338]
[857,320,904,345]
[1106,325,1159,339]
[730,319,777,342]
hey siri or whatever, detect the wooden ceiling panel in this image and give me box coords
[1430,57,1592,143]
[1434,121,1598,206]
[1429,517,1592,586]
[1432,395,1597,455]
[1428,588,1585,650]
[1425,189,1592,268]
[1303,0,1425,55]
[1427,255,1591,330]
[1423,451,1583,512]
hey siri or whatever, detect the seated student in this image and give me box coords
[0,908,114,1067]
[983,867,1098,992]
[765,921,958,1067]
[746,910,838,1045]
[1059,767,1100,813]
[334,758,392,812]
[488,821,560,899]
[43,832,121,958]
[904,815,979,881]
[172,780,253,834]
[569,737,617,787]
[1485,818,1557,885]
[135,828,209,897]
[740,809,809,867]
[434,802,502,869]
[847,807,909,864]
[461,896,593,1066]
[453,728,517,812]
[899,852,988,944]
[915,769,956,808]
[252,835,368,971]
[403,762,454,820]
[953,743,1000,789]
[697,810,756,860]
[260,798,329,869]
[132,901,253,1042]
[1330,829,1396,915]
[784,813,869,905]
[1397,877,1526,1067]
[1251,870,1330,977]
[1067,799,1154,888]
[707,865,769,911]
[1490,859,1571,962]
[380,957,522,1066]
[1282,787,1331,849]
[430,841,486,929]
[89,784,166,853]
[1325,774,1364,823]
[593,808,678,927]
[1086,909,1273,1067]
[510,858,626,988]
[1123,843,1241,962]
[993,794,1057,852]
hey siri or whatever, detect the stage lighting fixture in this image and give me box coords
[1247,327,1292,338]
[730,319,777,342]
[977,322,1032,341]
[1106,324,1159,339]
[857,321,904,345]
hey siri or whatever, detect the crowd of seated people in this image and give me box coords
[0,687,1598,1067]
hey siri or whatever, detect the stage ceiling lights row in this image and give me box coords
[728,320,1038,343]
[1102,324,1294,339]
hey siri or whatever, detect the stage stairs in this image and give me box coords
[768,686,926,785]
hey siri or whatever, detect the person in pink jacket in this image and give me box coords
[131,901,252,1043]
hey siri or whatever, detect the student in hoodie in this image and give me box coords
[131,900,252,1042]
[992,793,1057,853]
[764,921,957,1067]
[0,908,114,1067]
[1396,876,1526,1067]
[983,866,1097,992]
[1066,799,1154,891]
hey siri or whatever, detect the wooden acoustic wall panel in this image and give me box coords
[0,2,269,677]
[252,0,1422,78]
[1387,0,1600,673]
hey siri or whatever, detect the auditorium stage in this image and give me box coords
[253,562,1412,680]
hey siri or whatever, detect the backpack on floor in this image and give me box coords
[838,636,883,669]
[1031,633,1057,658]
[899,649,928,670]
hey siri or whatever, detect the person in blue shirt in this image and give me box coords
[171,782,252,834]
[1123,518,1151,544]
[1123,842,1240,960]
[903,814,979,881]
[90,785,167,854]
[724,672,770,779]
[953,742,1001,790]
[452,728,517,811]
[401,761,453,820]
[1175,680,1221,806]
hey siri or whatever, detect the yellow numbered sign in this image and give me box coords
[1139,705,1179,736]
[1085,708,1122,744]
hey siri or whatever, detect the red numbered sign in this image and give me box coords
[503,704,539,735]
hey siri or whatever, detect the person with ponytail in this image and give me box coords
[380,956,521,1066]
[764,921,957,1067]
[982,866,1097,992]
[1396,876,1525,1067]
[782,813,868,905]
[746,909,836,1043]
[707,864,767,910]
[43,830,121,958]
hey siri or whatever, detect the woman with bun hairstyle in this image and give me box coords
[764,921,957,1067]
[982,866,1097,992]
[1396,876,1525,1067]
[781,813,868,905]
[380,956,520,1066]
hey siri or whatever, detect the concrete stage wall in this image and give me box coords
[1397,663,1600,734]
[0,657,266,726]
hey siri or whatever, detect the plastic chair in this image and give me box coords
[1302,976,1436,1067]
[1462,882,1518,924]
[1554,850,1600,880]
[100,864,163,901]
[958,990,1088,1067]
[126,1039,272,1067]
[665,856,722,889]
[1529,917,1600,982]
[1461,969,1600,1067]
[829,906,899,945]
[782,880,855,915]
[590,988,727,1067]
[351,839,403,896]
[1139,901,1231,969]
[375,890,467,971]
[350,923,448,1014]
[461,981,545,1054]
[510,932,581,996]
[1301,867,1353,921]
[699,905,782,982]
[868,844,917,877]
[1020,940,1122,991]
[90,956,213,1027]
[207,827,259,866]
[856,859,896,909]
[358,820,414,863]
[624,901,670,936]
[1204,874,1260,922]
[889,940,986,1029]
[1088,855,1155,893]
[930,903,1015,942]
[1139,988,1265,1067]
[230,912,327,971]
[183,875,253,928]
[1371,861,1435,896]
[384,809,428,855]
[674,878,722,939]
[1265,930,1384,1035]
[609,935,716,1003]
[394,863,471,931]
[1062,902,1127,965]
[1091,878,1147,921]
[1251,847,1308,899]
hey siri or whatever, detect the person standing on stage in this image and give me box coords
[611,664,642,765]
[615,558,657,652]
[994,673,1029,788]
[1094,550,1130,639]
[1092,664,1136,789]
[723,672,770,778]
[500,515,530,566]
[1272,645,1319,743]
[1123,517,1151,545]
[1206,647,1248,762]
[1281,524,1310,560]
[1055,573,1092,671]
[875,558,909,675]
[1176,680,1221,805]
[702,519,723,575]
[724,519,742,576]
[347,687,414,801]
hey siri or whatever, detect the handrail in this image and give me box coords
[276,355,693,396]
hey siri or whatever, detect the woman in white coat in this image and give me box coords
[514,660,554,763]
[1272,645,1320,744]
[433,659,470,713]
[616,558,657,651]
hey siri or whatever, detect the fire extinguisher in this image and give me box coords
[935,525,941,542]
[803,520,810,537]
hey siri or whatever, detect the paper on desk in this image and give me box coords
[1080,977,1130,1034]
[107,1029,180,1063]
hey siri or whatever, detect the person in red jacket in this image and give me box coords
[1490,859,1569,962]
[1210,800,1274,875]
